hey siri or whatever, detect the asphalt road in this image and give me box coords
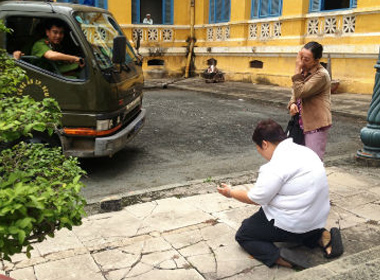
[80,89,366,202]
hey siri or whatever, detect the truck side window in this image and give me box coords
[6,16,87,80]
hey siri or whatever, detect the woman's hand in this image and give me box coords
[295,51,303,75]
[289,103,299,116]
[217,183,232,198]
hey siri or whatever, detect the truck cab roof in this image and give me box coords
[0,1,107,14]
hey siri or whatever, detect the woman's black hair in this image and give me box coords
[252,119,286,148]
[303,41,323,60]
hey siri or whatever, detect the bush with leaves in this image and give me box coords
[0,21,86,261]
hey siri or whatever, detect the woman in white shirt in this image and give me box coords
[217,119,343,269]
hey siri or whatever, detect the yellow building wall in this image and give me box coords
[110,0,380,94]
[194,0,208,25]
[230,0,250,21]
[282,0,308,15]
[358,0,380,9]
[110,0,131,25]
[173,1,191,25]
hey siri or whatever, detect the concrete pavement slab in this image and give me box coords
[138,249,187,268]
[105,269,129,280]
[351,203,380,222]
[120,249,192,278]
[223,264,295,280]
[199,223,237,250]
[34,228,85,256]
[180,192,246,213]
[325,206,366,230]
[369,186,380,196]
[72,209,145,249]
[5,255,45,271]
[178,241,212,257]
[163,228,204,249]
[123,262,152,278]
[136,197,214,233]
[141,237,172,254]
[341,223,380,256]
[92,249,140,272]
[327,167,379,190]
[2,246,41,270]
[325,259,380,280]
[187,254,216,276]
[212,204,260,230]
[126,269,204,280]
[33,254,104,280]
[3,165,380,280]
[124,201,157,220]
[9,267,36,280]
[282,245,380,280]
[334,191,380,209]
[214,244,260,279]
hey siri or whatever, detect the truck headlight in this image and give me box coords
[97,119,112,131]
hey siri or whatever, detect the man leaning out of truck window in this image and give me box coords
[31,18,85,77]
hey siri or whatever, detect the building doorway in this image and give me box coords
[132,0,173,24]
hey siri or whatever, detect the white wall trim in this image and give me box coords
[121,24,189,29]
[138,44,379,59]
[193,45,379,59]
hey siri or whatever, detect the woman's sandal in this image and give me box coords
[323,227,344,259]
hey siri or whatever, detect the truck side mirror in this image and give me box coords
[113,36,126,64]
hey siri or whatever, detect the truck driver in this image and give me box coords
[31,18,85,76]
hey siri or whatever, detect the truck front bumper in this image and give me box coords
[94,109,146,157]
[62,109,146,158]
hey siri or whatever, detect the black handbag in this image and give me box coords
[285,113,305,145]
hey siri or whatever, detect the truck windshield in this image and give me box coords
[74,12,137,70]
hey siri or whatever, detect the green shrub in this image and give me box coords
[0,20,87,261]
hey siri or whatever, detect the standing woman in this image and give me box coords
[288,41,332,160]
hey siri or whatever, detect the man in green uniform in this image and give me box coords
[31,19,84,76]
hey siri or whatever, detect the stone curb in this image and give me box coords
[84,170,256,215]
[84,153,355,215]
[282,245,380,280]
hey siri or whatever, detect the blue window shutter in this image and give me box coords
[270,0,280,15]
[351,0,357,8]
[260,0,269,17]
[210,0,229,23]
[216,0,223,22]
[132,0,139,24]
[163,0,172,24]
[210,0,215,23]
[251,0,259,18]
[225,0,230,21]
[95,0,107,9]
[309,0,321,12]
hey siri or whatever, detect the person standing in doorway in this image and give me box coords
[288,41,332,160]
[143,13,153,24]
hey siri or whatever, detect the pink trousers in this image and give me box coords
[304,129,329,161]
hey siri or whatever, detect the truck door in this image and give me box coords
[5,15,95,112]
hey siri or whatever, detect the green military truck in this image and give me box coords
[0,1,145,157]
